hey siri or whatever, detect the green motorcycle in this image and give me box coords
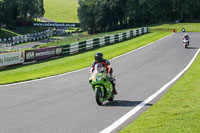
[89,63,115,105]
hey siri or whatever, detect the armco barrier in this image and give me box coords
[2,27,149,65]
[0,29,54,46]
[60,27,149,56]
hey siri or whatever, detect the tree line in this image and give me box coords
[78,0,200,34]
[0,0,45,29]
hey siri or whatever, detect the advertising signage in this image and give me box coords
[17,22,80,27]
[32,22,80,27]
[0,51,25,67]
[25,47,62,61]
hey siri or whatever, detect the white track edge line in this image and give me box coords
[0,33,173,88]
[100,48,200,133]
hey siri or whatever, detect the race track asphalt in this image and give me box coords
[0,32,199,133]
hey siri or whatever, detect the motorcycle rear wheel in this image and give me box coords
[108,92,114,102]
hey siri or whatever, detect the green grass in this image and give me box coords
[151,23,200,32]
[0,0,79,38]
[0,27,48,38]
[120,53,200,133]
[1,23,200,84]
[0,31,170,84]
[1,23,200,132]
[37,23,200,48]
[43,0,79,22]
[0,28,21,38]
[39,22,200,50]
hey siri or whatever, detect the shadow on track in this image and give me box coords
[104,100,153,107]
[187,46,199,49]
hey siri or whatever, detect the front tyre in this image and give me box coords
[95,87,104,106]
[185,44,188,48]
[184,43,188,48]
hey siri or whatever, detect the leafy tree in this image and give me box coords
[79,0,200,33]
[78,0,96,34]
[38,0,45,18]
[0,0,3,27]
[0,0,45,28]
[17,0,44,21]
[107,0,122,30]
[2,0,18,28]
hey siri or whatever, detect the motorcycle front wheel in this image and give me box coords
[185,44,188,48]
[95,87,104,106]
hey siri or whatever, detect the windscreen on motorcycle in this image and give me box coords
[90,63,106,81]
[183,38,189,43]
[94,63,106,74]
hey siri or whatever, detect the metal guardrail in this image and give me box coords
[1,27,150,67]
[0,29,54,47]
[61,27,149,55]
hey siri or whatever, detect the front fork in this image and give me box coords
[94,85,105,97]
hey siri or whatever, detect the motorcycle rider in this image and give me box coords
[90,52,118,95]
[182,27,185,32]
[183,33,190,45]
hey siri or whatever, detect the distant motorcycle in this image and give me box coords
[89,63,115,105]
[183,38,189,48]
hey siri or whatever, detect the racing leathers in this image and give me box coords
[90,59,117,95]
[183,34,190,45]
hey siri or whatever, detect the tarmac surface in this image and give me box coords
[0,32,199,133]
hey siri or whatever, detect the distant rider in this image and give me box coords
[183,33,190,45]
[182,27,185,32]
[90,52,118,95]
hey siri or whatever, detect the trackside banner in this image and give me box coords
[16,22,80,27]
[32,22,80,27]
[25,47,62,61]
[0,51,25,67]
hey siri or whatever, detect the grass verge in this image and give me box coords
[0,28,21,37]
[1,22,200,132]
[151,23,200,32]
[0,27,48,38]
[26,23,200,49]
[119,52,200,132]
[0,31,170,85]
[43,0,79,22]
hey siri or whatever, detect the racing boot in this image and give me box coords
[108,73,117,95]
[113,87,118,95]
[111,80,117,95]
